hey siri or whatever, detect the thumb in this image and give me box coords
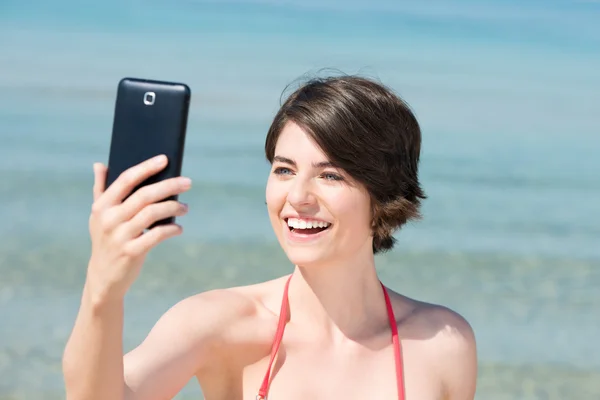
[92,163,108,201]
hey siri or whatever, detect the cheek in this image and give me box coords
[329,190,372,230]
[265,177,285,216]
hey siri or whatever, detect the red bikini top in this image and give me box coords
[256,275,406,399]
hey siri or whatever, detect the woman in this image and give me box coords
[63,75,477,400]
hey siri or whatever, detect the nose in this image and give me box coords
[286,176,316,208]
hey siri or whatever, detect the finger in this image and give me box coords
[95,154,168,209]
[124,223,183,257]
[117,176,191,222]
[125,200,188,235]
[92,163,108,202]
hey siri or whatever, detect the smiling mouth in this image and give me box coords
[285,218,332,235]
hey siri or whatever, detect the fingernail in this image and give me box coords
[180,177,192,188]
[155,155,167,165]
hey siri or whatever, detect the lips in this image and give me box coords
[286,217,330,231]
[284,217,332,242]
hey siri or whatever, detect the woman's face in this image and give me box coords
[266,121,374,267]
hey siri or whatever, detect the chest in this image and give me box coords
[235,341,443,400]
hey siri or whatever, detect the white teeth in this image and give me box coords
[287,218,331,230]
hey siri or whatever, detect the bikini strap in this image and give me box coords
[257,277,406,400]
[381,282,406,400]
[256,275,292,400]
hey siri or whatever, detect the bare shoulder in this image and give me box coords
[124,284,262,369]
[152,276,285,345]
[145,284,259,338]
[412,301,476,353]
[389,291,478,399]
[122,277,285,399]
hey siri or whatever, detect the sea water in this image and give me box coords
[1,1,599,398]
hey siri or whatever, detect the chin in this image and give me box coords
[277,232,373,269]
[281,245,334,268]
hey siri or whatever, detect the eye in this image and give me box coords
[322,172,343,181]
[273,167,293,175]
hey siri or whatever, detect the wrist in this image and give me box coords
[82,277,125,315]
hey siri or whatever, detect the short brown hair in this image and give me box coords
[265,74,426,254]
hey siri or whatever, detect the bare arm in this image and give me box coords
[63,157,192,400]
[435,308,478,400]
[63,292,207,400]
[63,284,127,400]
[121,292,229,400]
[122,288,259,399]
[63,287,245,400]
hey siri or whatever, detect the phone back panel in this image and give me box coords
[106,78,191,199]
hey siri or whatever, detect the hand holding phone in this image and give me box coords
[105,77,191,227]
[84,77,193,301]
[87,156,191,300]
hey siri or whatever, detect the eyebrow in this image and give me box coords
[273,155,336,169]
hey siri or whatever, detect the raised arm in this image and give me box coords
[120,289,253,400]
[62,156,192,400]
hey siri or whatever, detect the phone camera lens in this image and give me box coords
[143,92,156,105]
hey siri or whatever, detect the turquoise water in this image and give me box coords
[1,1,599,399]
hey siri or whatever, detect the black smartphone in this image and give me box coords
[106,77,191,227]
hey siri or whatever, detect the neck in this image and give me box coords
[286,245,388,342]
